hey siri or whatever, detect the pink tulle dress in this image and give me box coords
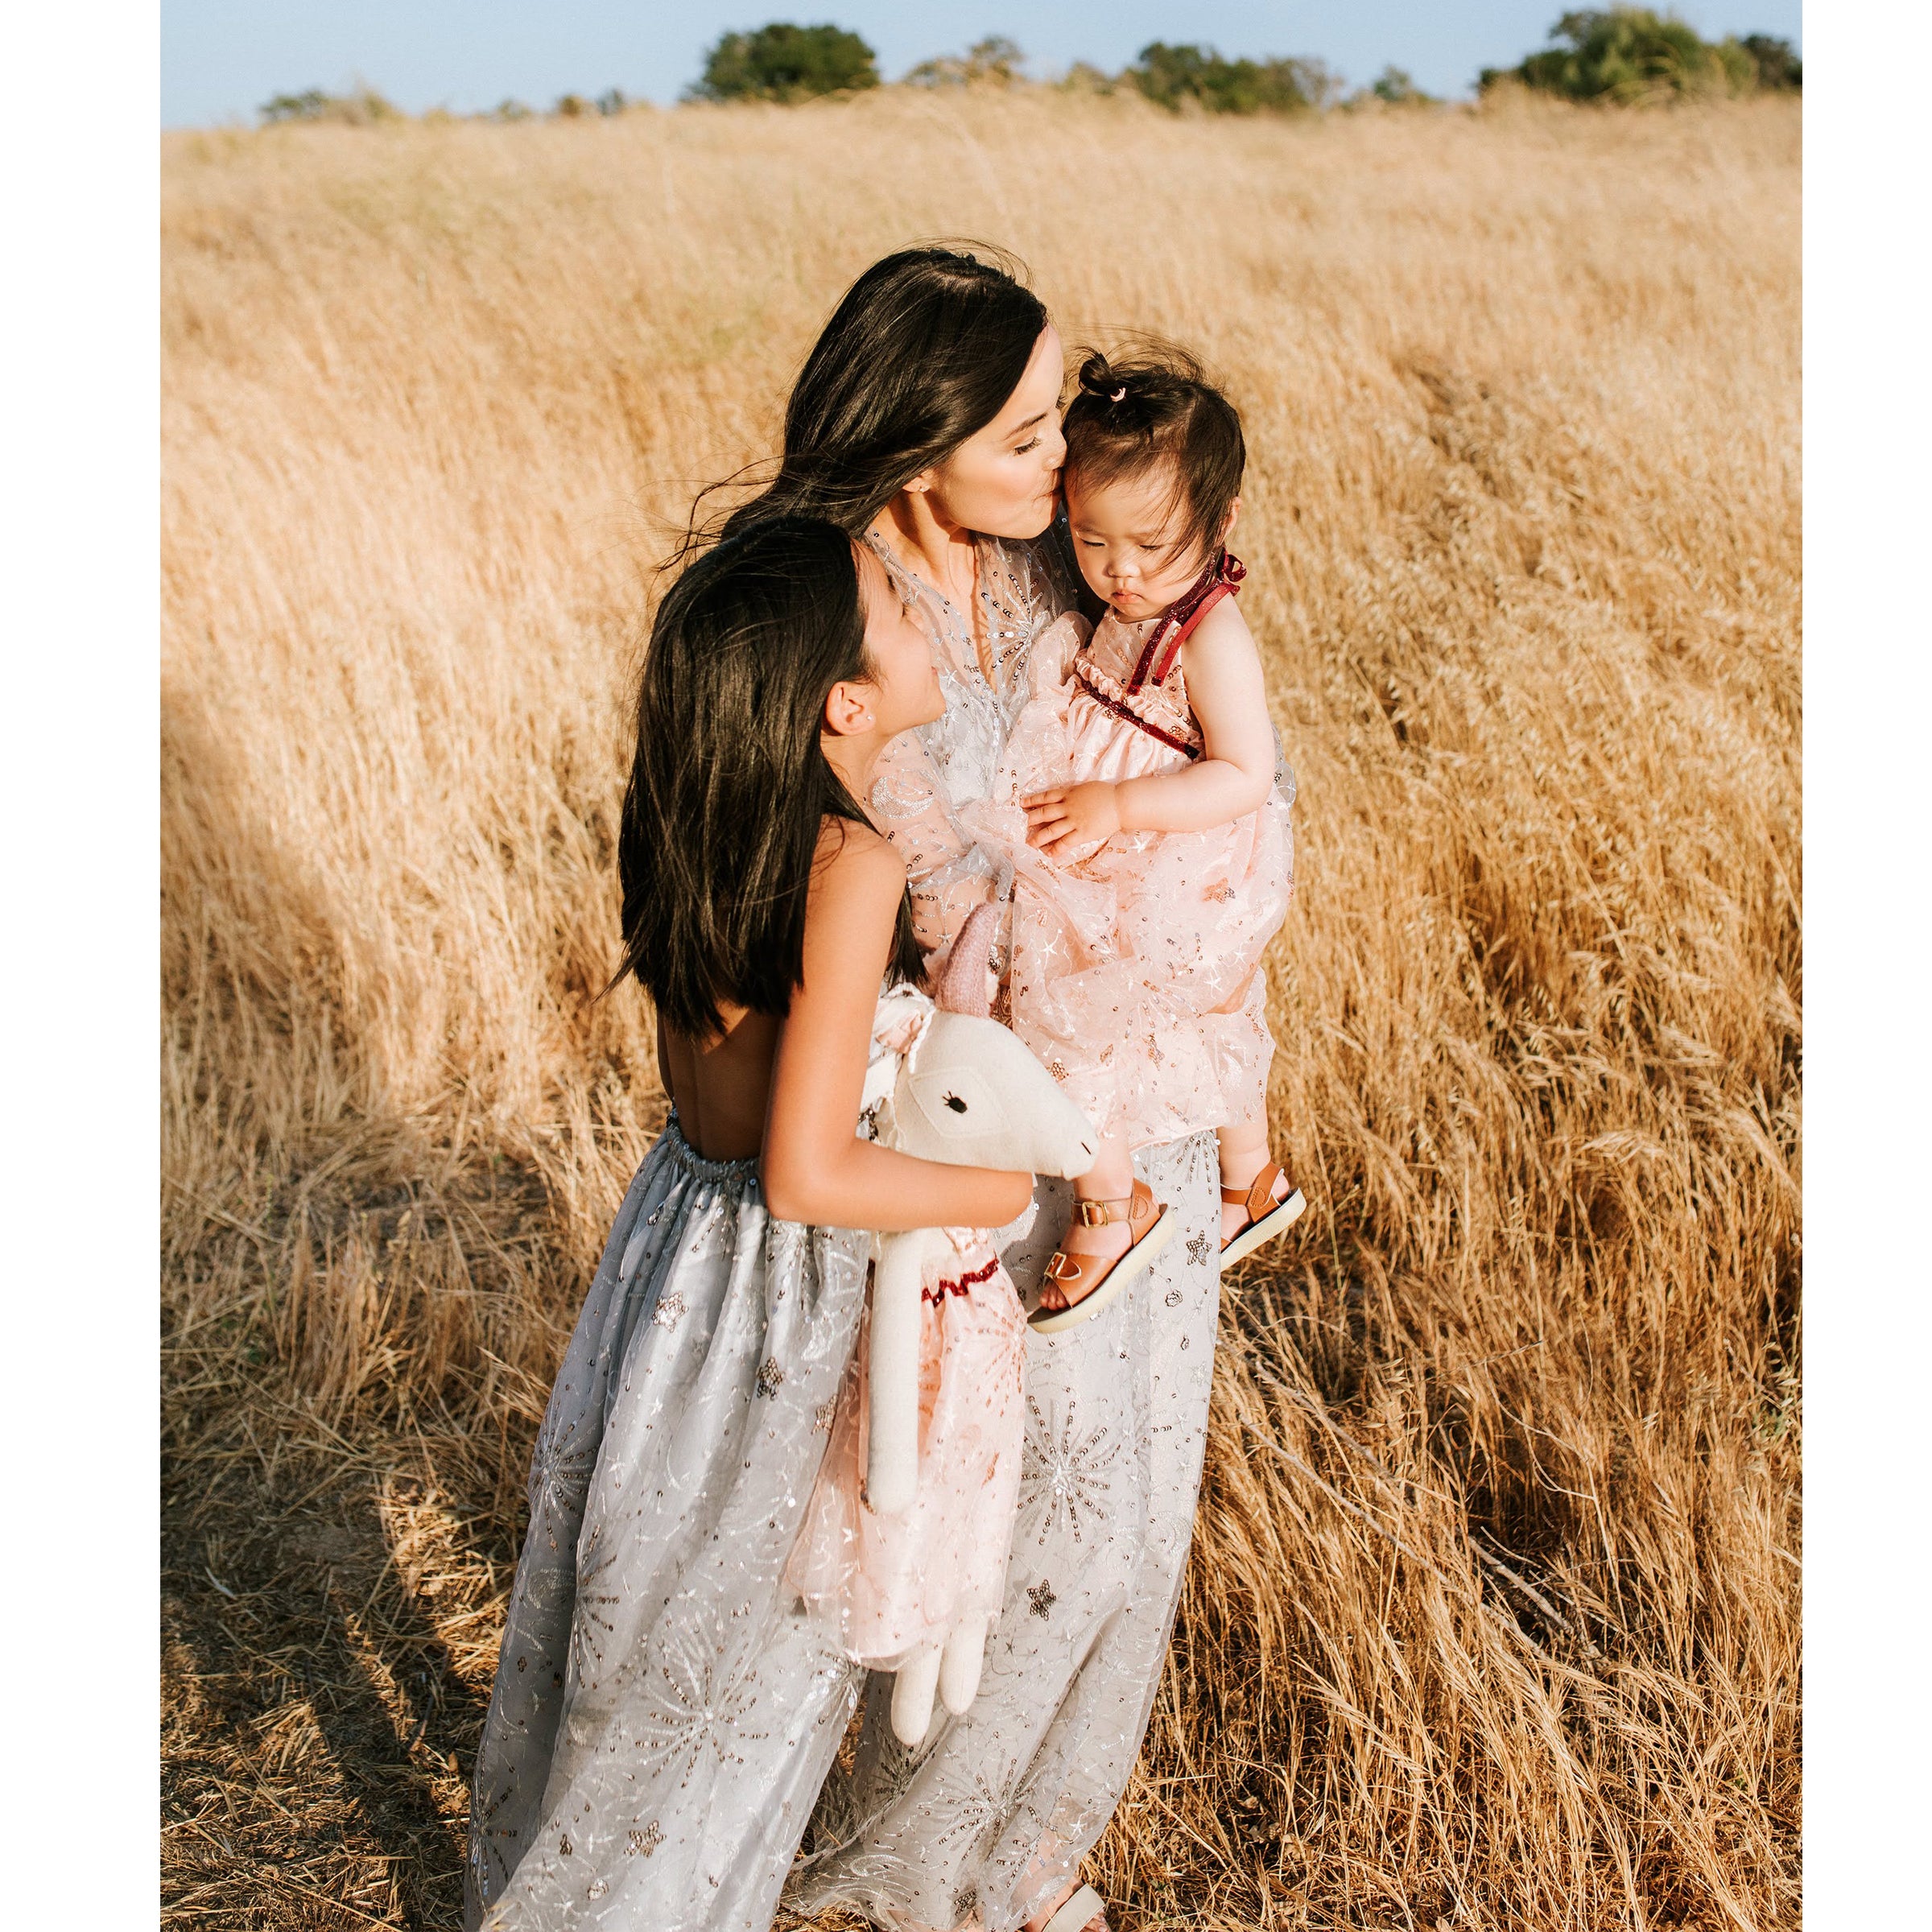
[962,552,1294,1152]
[785,989,1029,1670]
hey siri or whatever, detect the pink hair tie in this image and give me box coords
[1109,386,1126,402]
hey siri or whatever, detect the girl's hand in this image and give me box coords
[1022,781,1120,852]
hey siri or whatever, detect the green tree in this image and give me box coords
[1740,34,1802,89]
[688,23,879,103]
[1480,10,1764,103]
[259,83,398,126]
[1369,65,1435,105]
[1127,43,1334,116]
[906,36,1025,88]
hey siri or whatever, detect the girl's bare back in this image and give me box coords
[658,1006,779,1164]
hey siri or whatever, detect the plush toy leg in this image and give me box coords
[939,1612,988,1715]
[890,1645,943,1746]
[865,1228,935,1517]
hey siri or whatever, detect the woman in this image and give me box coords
[463,519,1038,1930]
[720,249,1228,1932]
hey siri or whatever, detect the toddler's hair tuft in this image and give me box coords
[1063,345,1246,566]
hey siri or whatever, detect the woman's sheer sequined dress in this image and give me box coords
[791,529,1227,1932]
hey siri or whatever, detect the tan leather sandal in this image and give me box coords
[1220,1161,1307,1265]
[1029,1180,1177,1334]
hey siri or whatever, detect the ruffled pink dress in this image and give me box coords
[786,1233,1027,1668]
[963,553,1294,1151]
[785,989,1030,1670]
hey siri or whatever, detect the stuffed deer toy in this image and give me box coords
[787,902,1098,1744]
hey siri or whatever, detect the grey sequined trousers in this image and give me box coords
[792,1129,1222,1932]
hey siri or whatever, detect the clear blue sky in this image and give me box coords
[161,2,1802,126]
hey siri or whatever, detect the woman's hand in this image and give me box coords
[1022,781,1121,852]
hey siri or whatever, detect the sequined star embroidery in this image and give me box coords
[1027,1579,1056,1620]
[1019,1396,1121,1547]
[629,1607,770,1785]
[527,1416,595,1552]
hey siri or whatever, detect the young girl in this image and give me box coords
[464,517,1038,1931]
[972,349,1306,1329]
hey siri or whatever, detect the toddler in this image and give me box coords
[976,348,1306,1328]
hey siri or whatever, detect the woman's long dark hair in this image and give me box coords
[696,244,1049,544]
[615,517,922,1039]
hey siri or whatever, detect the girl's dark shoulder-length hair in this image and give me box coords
[614,516,922,1040]
[687,243,1049,548]
[1063,342,1246,565]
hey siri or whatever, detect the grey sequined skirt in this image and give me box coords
[465,1119,869,1932]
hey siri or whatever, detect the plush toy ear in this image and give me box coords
[937,902,1001,1018]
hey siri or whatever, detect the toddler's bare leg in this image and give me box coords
[1218,1115,1290,1246]
[1037,1133,1133,1310]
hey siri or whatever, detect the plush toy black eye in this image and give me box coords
[943,1092,968,1113]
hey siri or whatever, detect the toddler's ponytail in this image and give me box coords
[1062,341,1245,565]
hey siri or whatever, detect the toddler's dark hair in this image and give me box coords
[1062,346,1245,566]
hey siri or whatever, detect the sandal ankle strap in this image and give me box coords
[1220,1162,1283,1224]
[1074,1180,1155,1231]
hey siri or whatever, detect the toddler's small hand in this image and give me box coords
[1023,782,1121,852]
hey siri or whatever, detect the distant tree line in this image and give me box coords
[1480,10,1799,101]
[257,10,1799,127]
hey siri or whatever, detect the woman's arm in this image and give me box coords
[1023,598,1278,848]
[761,822,1034,1231]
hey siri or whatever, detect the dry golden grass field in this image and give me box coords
[160,89,1800,1932]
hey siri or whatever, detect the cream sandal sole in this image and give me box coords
[1028,1208,1177,1335]
[1038,1882,1108,1932]
[1220,1185,1307,1267]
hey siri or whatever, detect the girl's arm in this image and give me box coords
[1023,597,1277,847]
[761,821,1034,1231]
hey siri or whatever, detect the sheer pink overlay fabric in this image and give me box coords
[961,602,1295,1150]
[786,1227,1028,1669]
[865,531,1080,976]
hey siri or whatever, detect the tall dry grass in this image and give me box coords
[161,91,1800,1931]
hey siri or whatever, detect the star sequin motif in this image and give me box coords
[628,1605,770,1786]
[1019,1395,1121,1548]
[1027,1579,1056,1620]
[627,1822,663,1858]
[652,1291,687,1329]
[526,1415,595,1551]
[754,1358,785,1399]
[1186,1232,1212,1268]
[469,1776,519,1901]
[568,1528,623,1687]
[929,1765,1013,1861]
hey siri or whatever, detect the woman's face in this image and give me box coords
[919,325,1067,541]
[854,543,943,737]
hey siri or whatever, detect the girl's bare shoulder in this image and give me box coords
[812,815,909,898]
